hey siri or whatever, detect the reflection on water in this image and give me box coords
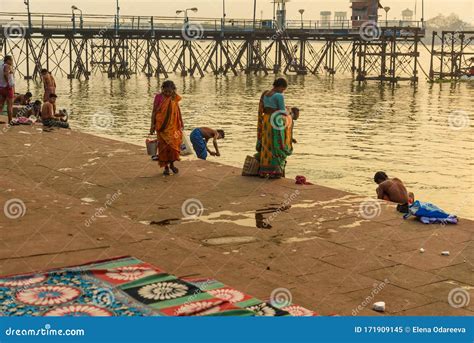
[22,75,474,219]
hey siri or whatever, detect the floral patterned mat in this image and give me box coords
[0,256,317,317]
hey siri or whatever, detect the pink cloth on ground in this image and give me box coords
[295,175,313,185]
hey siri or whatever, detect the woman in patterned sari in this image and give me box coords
[150,80,184,176]
[256,78,294,179]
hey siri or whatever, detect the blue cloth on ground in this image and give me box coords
[190,128,208,160]
[419,216,458,224]
[405,200,458,224]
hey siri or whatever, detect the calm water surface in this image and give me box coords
[24,75,474,219]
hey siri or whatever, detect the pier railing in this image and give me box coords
[0,12,424,34]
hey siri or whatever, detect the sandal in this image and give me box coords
[170,166,179,174]
[163,167,171,176]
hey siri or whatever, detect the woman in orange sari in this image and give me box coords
[150,80,184,176]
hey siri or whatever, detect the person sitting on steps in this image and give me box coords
[41,94,69,129]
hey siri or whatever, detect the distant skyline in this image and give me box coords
[1,0,473,22]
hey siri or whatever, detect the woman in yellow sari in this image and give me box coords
[150,80,184,176]
[256,78,294,179]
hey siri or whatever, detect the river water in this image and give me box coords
[20,73,474,219]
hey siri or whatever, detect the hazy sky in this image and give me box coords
[1,0,473,21]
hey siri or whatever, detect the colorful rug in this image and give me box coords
[0,256,318,317]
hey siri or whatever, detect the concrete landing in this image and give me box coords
[0,121,472,316]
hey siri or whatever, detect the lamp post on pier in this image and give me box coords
[72,5,83,30]
[383,6,391,27]
[299,9,305,29]
[223,0,226,24]
[24,0,32,29]
[116,0,120,32]
[421,0,425,26]
[71,7,76,31]
[253,0,257,30]
[222,0,227,37]
[176,7,198,23]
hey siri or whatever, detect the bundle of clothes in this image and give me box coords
[404,200,458,225]
[9,113,37,126]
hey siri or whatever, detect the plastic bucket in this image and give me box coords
[146,139,158,156]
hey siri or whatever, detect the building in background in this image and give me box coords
[273,0,290,29]
[402,8,414,22]
[335,11,348,27]
[350,0,383,27]
[320,11,332,27]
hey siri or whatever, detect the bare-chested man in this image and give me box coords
[13,92,33,116]
[374,171,414,213]
[14,92,32,106]
[190,127,225,160]
[41,69,56,102]
[41,94,69,129]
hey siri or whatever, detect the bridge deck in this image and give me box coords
[5,29,424,41]
[0,12,425,40]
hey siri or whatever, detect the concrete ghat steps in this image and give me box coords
[0,122,472,316]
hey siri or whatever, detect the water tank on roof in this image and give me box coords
[320,11,332,28]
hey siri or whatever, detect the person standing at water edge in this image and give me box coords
[190,127,225,160]
[150,80,184,176]
[0,56,15,124]
[41,69,56,102]
[256,78,294,179]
